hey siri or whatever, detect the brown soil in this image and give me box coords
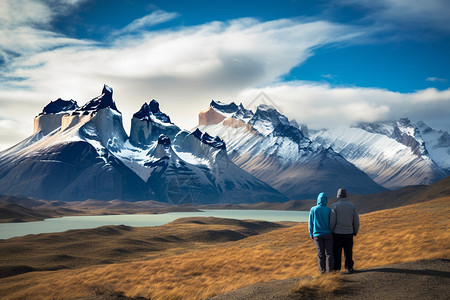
[210,258,450,300]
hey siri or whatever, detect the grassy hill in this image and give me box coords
[0,218,285,279]
[0,196,448,299]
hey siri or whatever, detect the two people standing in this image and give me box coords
[308,188,360,273]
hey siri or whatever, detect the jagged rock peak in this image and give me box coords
[234,103,254,121]
[250,104,289,127]
[289,119,299,129]
[158,134,171,145]
[417,121,432,133]
[78,84,120,113]
[133,100,172,124]
[192,128,226,149]
[210,100,239,114]
[149,99,160,114]
[192,128,203,140]
[300,124,309,137]
[133,102,151,119]
[356,118,418,138]
[397,117,412,127]
[206,101,254,124]
[40,99,79,115]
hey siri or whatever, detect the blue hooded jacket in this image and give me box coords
[308,193,332,237]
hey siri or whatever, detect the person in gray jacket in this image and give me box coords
[330,188,359,273]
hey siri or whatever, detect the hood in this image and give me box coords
[317,192,328,206]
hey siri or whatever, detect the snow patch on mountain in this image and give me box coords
[416,121,450,170]
[41,99,79,114]
[354,118,450,172]
[0,85,288,204]
[311,121,448,189]
[129,100,180,146]
[198,101,385,199]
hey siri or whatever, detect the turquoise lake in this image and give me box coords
[0,210,309,239]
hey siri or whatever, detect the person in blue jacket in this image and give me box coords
[309,192,334,273]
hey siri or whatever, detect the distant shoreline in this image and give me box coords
[0,210,305,239]
[0,196,315,224]
[1,176,449,223]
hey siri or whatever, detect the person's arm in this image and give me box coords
[309,209,314,238]
[353,208,360,235]
[330,207,336,232]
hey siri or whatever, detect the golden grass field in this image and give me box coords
[0,196,449,299]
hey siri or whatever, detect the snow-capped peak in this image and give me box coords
[158,134,171,145]
[129,100,179,147]
[416,121,450,170]
[133,102,151,119]
[192,128,226,149]
[40,99,79,115]
[204,101,297,137]
[78,84,120,113]
[233,103,254,123]
[210,100,239,115]
[355,118,426,157]
[133,100,172,124]
[34,99,80,135]
[248,104,290,136]
[311,118,450,189]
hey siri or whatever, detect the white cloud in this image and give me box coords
[0,1,449,151]
[321,74,336,79]
[0,15,364,150]
[426,77,447,82]
[113,10,180,35]
[342,0,450,33]
[0,0,90,67]
[238,82,450,131]
[0,0,51,27]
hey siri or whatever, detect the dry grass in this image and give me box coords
[0,217,283,276]
[0,197,449,299]
[291,272,342,295]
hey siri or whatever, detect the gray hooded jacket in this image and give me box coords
[330,199,360,235]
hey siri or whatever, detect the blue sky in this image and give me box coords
[1,0,449,149]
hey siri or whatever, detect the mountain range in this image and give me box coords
[311,119,449,189]
[0,85,286,204]
[197,101,385,199]
[198,100,449,198]
[0,85,448,203]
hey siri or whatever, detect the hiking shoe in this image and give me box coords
[347,268,355,274]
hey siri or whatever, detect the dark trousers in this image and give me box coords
[333,233,354,270]
[313,233,334,273]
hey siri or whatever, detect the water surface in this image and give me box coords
[0,210,308,239]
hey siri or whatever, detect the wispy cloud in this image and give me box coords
[341,0,450,33]
[0,0,90,67]
[113,10,180,35]
[426,77,447,82]
[0,0,449,151]
[239,82,450,131]
[0,0,51,27]
[0,14,365,149]
[321,74,336,80]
